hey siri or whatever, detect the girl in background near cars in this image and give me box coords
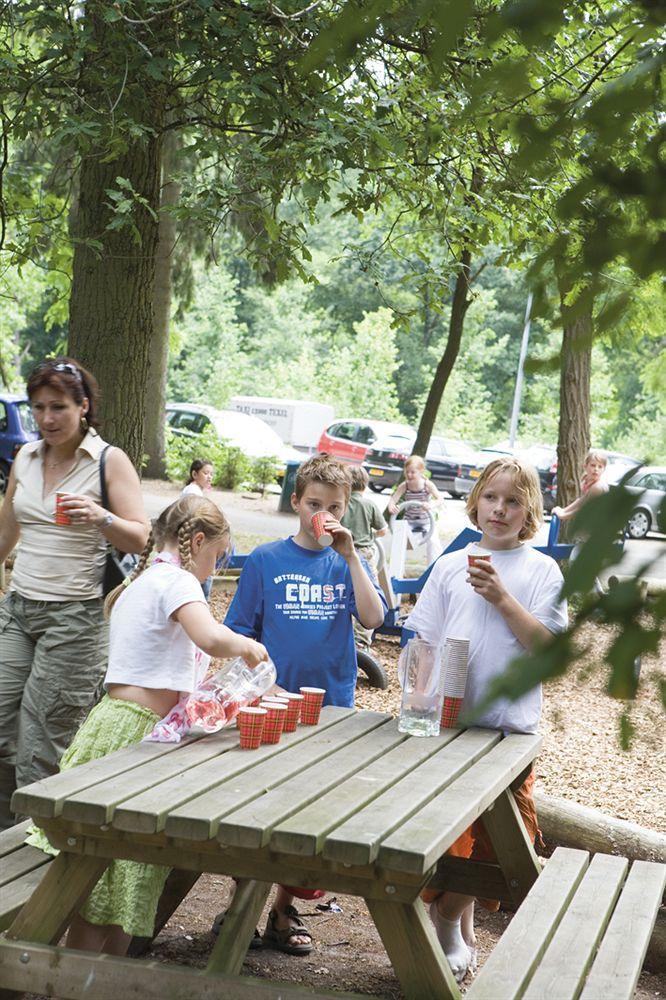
[552,448,608,593]
[182,458,214,498]
[0,357,149,830]
[388,454,443,565]
[181,459,215,598]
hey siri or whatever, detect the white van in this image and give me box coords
[230,396,334,451]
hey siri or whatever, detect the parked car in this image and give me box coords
[364,435,478,496]
[454,447,514,498]
[317,419,413,465]
[618,466,666,539]
[0,393,40,493]
[165,403,303,476]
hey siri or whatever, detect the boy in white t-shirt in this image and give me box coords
[404,456,567,982]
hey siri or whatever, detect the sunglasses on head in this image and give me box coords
[35,361,83,382]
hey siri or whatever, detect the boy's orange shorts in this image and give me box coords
[421,770,540,912]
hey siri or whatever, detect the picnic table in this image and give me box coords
[0,707,541,1000]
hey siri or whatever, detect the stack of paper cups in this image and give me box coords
[441,637,469,728]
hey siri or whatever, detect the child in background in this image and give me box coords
[388,454,442,565]
[552,448,608,525]
[27,496,267,957]
[221,455,386,955]
[404,457,567,982]
[341,464,388,650]
[181,459,215,598]
[182,458,214,498]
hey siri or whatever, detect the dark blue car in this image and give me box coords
[0,394,39,492]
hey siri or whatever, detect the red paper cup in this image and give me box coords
[279,692,304,732]
[259,702,287,744]
[299,687,325,725]
[55,492,72,526]
[441,696,463,729]
[468,553,492,568]
[311,511,333,547]
[238,707,267,749]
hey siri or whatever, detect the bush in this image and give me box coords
[248,455,281,497]
[165,427,252,491]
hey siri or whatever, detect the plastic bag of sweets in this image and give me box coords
[145,657,277,743]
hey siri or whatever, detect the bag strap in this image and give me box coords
[99,445,112,510]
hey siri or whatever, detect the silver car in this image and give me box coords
[623,466,666,539]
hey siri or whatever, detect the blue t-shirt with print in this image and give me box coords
[224,537,386,707]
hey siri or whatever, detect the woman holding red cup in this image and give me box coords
[0,357,149,831]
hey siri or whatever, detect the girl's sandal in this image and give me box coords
[263,905,313,955]
[211,909,262,949]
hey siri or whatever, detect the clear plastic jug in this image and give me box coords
[398,638,445,737]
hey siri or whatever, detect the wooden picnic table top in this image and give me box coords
[13,707,540,880]
[7,708,543,1000]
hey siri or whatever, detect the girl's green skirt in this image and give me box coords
[26,695,169,938]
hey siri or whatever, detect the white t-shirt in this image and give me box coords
[181,482,203,497]
[105,562,207,693]
[404,544,568,734]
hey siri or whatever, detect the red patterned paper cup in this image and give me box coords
[279,692,304,732]
[441,696,463,729]
[311,511,333,547]
[259,702,287,744]
[55,493,72,526]
[299,687,325,725]
[238,707,267,749]
[468,550,492,568]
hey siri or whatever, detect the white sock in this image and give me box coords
[429,904,472,982]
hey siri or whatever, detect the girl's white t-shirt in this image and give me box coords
[404,544,568,734]
[181,482,203,497]
[105,562,207,693]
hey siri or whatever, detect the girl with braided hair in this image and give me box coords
[27,495,267,956]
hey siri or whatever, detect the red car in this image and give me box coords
[317,419,413,465]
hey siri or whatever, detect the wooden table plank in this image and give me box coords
[0,867,52,932]
[218,718,405,849]
[0,938,357,999]
[0,845,51,888]
[5,851,110,946]
[323,728,501,867]
[378,733,541,875]
[466,847,589,1000]
[61,729,241,825]
[580,860,666,1000]
[166,710,389,842]
[522,853,628,1000]
[11,738,190,820]
[271,729,458,857]
[114,706,355,834]
[0,819,32,858]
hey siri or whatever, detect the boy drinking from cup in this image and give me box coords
[403,456,568,982]
[219,455,386,955]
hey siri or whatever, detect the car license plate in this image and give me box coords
[470,469,481,478]
[369,468,384,476]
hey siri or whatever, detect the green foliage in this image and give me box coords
[165,427,251,492]
[248,456,280,498]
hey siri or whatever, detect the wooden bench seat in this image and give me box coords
[0,819,53,932]
[467,846,666,1000]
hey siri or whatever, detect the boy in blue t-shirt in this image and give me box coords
[225,454,385,707]
[221,454,386,954]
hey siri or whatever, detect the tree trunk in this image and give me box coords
[412,247,472,458]
[66,1,165,468]
[556,277,593,512]
[68,139,162,468]
[143,131,180,479]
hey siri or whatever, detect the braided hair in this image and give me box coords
[104,496,230,618]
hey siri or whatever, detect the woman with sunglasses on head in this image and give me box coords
[0,357,149,830]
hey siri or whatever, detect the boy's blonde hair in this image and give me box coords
[585,448,607,468]
[404,455,426,472]
[466,457,543,541]
[348,465,369,491]
[104,496,230,616]
[294,454,351,502]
